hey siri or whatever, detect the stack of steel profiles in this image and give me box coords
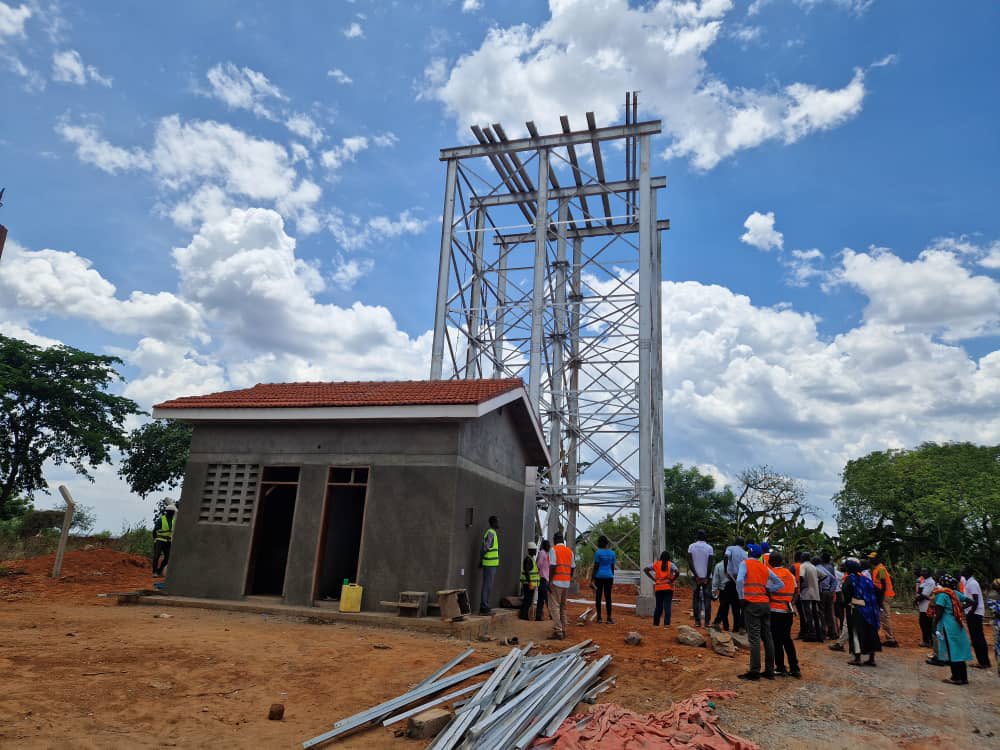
[302,640,612,749]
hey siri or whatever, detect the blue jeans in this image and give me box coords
[653,590,674,626]
[693,581,712,625]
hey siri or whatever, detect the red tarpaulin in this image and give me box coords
[538,691,759,750]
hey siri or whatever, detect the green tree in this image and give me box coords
[576,513,640,571]
[119,420,192,497]
[662,464,735,558]
[0,334,140,517]
[834,442,1000,578]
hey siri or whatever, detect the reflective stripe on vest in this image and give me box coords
[770,567,795,611]
[743,558,770,603]
[520,558,540,588]
[552,544,573,583]
[653,560,677,591]
[482,529,499,567]
[761,553,770,567]
[155,514,173,542]
[872,564,894,597]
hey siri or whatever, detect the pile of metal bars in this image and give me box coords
[302,640,613,749]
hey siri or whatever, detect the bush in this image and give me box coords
[114,522,153,558]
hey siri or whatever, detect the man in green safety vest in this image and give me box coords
[519,541,540,620]
[152,502,177,577]
[479,515,500,615]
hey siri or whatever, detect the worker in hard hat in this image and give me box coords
[519,541,540,620]
[152,501,177,577]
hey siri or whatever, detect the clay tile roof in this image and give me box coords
[153,378,525,410]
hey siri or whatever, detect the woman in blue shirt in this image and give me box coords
[593,535,617,624]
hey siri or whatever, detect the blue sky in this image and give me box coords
[1,0,998,532]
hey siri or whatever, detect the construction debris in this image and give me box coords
[301,640,610,749]
[624,631,642,645]
[539,691,759,749]
[268,703,285,721]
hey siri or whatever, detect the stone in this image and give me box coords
[710,629,736,657]
[624,631,643,645]
[407,708,453,739]
[268,703,285,721]
[676,625,706,647]
[731,632,750,650]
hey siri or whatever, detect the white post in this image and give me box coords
[430,159,459,379]
[52,485,76,579]
[636,135,655,617]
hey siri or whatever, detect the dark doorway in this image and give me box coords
[247,467,300,596]
[315,467,368,601]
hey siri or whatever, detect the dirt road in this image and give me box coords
[2,550,997,748]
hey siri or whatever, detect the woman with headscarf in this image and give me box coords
[934,573,972,685]
[842,559,881,667]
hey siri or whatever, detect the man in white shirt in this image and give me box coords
[687,531,714,628]
[915,568,936,647]
[961,566,991,669]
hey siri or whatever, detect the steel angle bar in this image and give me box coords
[381,681,485,727]
[467,656,570,740]
[583,675,617,704]
[413,648,476,690]
[440,120,661,160]
[303,656,503,749]
[479,657,587,750]
[428,704,482,750]
[535,655,612,741]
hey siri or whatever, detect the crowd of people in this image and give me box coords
[509,527,999,683]
[685,534,999,684]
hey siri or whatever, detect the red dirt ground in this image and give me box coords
[1,551,997,749]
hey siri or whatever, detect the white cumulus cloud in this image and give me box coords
[343,22,364,38]
[51,49,111,86]
[327,68,353,84]
[740,210,784,251]
[203,62,286,119]
[427,0,875,170]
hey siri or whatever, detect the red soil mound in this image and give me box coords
[0,548,152,605]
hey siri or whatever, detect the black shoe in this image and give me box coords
[761,671,776,680]
[595,616,603,623]
[774,667,787,675]
[828,643,845,652]
[788,670,802,679]
[883,640,899,648]
[926,658,947,666]
[737,671,760,681]
[607,617,614,624]
[479,608,491,616]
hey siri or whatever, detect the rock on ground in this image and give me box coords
[407,708,453,739]
[676,625,706,647]
[710,629,736,657]
[625,631,642,645]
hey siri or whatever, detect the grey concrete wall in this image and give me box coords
[450,465,526,610]
[168,461,254,600]
[355,464,456,610]
[457,407,531,482]
[168,416,529,611]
